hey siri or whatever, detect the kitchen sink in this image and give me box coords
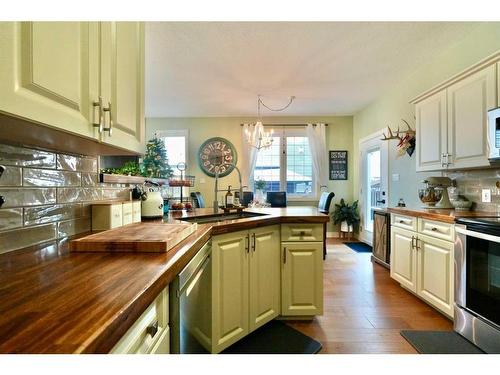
[181,211,268,224]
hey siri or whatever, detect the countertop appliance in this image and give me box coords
[170,240,212,353]
[455,217,500,353]
[141,181,164,218]
[488,107,500,161]
[419,177,453,208]
[372,210,390,268]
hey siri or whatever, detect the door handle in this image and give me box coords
[252,233,256,252]
[283,247,287,263]
[376,199,386,204]
[102,101,113,136]
[92,96,103,133]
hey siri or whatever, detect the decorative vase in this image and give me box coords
[340,220,353,233]
[255,189,265,203]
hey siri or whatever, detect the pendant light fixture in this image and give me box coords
[245,95,295,150]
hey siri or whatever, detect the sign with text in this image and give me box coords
[329,150,348,180]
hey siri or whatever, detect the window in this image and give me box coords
[253,128,315,199]
[160,129,188,175]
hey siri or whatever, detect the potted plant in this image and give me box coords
[254,179,267,203]
[332,199,360,235]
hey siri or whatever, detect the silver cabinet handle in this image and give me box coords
[0,195,5,208]
[283,247,287,263]
[245,234,249,253]
[92,96,103,133]
[431,227,438,231]
[146,321,159,338]
[102,101,113,136]
[411,236,415,249]
[252,232,256,252]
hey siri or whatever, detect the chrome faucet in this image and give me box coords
[213,162,245,213]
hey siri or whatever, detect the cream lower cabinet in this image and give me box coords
[416,233,454,318]
[0,22,100,139]
[390,227,417,292]
[211,225,280,353]
[390,217,454,318]
[111,286,169,354]
[281,242,323,316]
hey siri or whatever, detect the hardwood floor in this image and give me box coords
[287,239,453,354]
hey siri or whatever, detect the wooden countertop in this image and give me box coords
[387,206,499,224]
[0,207,328,354]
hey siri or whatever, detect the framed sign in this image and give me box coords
[329,150,348,180]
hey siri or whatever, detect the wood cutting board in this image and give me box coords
[70,222,198,253]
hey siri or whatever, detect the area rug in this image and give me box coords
[345,242,372,253]
[222,320,322,354]
[400,330,484,354]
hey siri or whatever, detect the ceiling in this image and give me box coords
[145,22,480,118]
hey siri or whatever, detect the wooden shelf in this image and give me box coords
[99,173,169,185]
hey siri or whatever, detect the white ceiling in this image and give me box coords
[145,22,480,118]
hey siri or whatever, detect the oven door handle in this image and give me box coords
[455,226,500,243]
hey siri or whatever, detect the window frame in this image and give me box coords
[253,127,318,201]
[156,129,189,173]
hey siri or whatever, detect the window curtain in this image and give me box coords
[241,123,259,190]
[306,123,328,192]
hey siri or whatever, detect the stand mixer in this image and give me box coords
[419,177,454,209]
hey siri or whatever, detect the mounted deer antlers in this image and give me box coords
[380,119,416,141]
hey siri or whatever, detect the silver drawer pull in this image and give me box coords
[431,227,438,231]
[146,321,159,338]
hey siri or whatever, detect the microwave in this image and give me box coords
[488,107,500,161]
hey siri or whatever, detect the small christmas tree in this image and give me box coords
[141,134,174,178]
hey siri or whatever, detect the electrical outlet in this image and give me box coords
[482,188,491,203]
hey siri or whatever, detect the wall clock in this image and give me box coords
[198,137,238,177]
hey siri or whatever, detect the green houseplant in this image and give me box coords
[332,199,360,234]
[254,179,267,203]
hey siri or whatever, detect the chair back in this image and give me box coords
[235,191,254,207]
[190,192,205,208]
[267,191,287,207]
[318,191,335,214]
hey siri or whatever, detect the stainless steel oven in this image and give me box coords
[455,218,500,353]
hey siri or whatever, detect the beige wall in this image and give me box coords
[353,22,500,210]
[146,116,353,233]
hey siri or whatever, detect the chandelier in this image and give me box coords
[245,95,295,150]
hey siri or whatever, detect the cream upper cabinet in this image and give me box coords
[0,22,100,139]
[99,22,145,154]
[415,90,448,172]
[211,230,250,353]
[390,226,417,293]
[416,233,454,318]
[446,64,496,170]
[281,242,323,316]
[249,225,281,332]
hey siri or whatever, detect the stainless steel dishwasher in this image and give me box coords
[169,240,212,353]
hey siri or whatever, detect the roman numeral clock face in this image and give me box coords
[198,137,238,177]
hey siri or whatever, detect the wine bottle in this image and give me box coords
[225,185,234,208]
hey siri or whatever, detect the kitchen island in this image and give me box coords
[0,207,329,354]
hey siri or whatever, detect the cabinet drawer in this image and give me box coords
[281,224,323,242]
[418,218,454,242]
[110,287,169,354]
[391,213,417,231]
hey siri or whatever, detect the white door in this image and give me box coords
[359,132,388,245]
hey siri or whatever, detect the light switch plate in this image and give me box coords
[199,178,206,184]
[392,174,400,182]
[482,188,491,203]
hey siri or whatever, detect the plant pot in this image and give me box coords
[340,220,353,233]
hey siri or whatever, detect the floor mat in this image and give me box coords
[400,330,484,354]
[345,242,372,253]
[222,320,322,354]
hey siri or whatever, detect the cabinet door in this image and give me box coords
[373,213,388,262]
[100,22,145,154]
[211,231,249,353]
[390,226,417,293]
[415,90,448,172]
[416,234,454,318]
[447,65,496,169]
[0,22,99,138]
[249,225,280,332]
[281,242,323,316]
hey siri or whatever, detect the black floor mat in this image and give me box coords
[222,320,322,354]
[345,242,372,253]
[400,330,484,354]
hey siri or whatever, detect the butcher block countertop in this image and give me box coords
[0,207,328,354]
[387,206,499,224]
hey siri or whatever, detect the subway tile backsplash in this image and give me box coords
[0,143,131,254]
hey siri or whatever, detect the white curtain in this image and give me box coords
[241,124,259,190]
[306,123,328,192]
